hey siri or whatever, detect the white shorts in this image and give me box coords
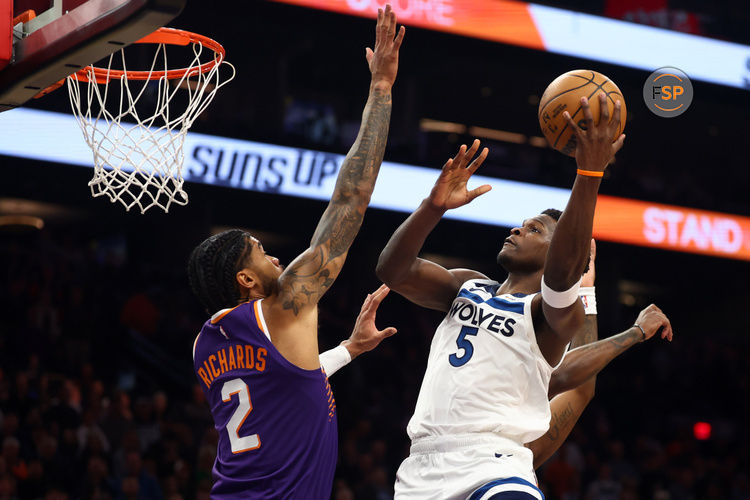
[394,433,544,500]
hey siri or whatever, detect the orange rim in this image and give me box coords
[70,27,226,84]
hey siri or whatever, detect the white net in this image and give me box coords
[66,33,235,213]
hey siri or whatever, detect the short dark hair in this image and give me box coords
[188,230,252,314]
[542,208,562,221]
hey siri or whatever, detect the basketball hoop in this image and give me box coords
[63,27,235,213]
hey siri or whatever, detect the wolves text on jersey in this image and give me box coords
[449,300,516,337]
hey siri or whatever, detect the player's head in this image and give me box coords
[496,209,561,273]
[188,230,283,313]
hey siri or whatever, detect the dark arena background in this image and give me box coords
[1,1,749,499]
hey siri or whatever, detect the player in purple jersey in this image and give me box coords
[191,285,395,498]
[187,5,404,499]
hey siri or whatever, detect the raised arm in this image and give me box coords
[527,244,599,468]
[529,304,673,469]
[548,304,673,398]
[535,93,625,365]
[270,6,404,318]
[376,141,491,311]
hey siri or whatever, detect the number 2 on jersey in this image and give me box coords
[449,326,478,367]
[221,378,261,453]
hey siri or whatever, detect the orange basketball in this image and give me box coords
[538,70,626,157]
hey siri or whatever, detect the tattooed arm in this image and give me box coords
[528,305,673,468]
[262,6,405,369]
[548,305,672,398]
[527,313,598,469]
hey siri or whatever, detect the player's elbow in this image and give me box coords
[547,369,572,399]
[375,252,403,287]
[547,375,563,399]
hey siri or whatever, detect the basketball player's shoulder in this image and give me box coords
[451,268,489,285]
[459,277,502,296]
[202,300,265,343]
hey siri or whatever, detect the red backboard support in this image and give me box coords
[0,0,10,72]
[0,0,185,112]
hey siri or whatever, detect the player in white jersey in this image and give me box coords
[377,95,673,499]
[328,246,674,479]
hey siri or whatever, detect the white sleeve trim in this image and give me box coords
[541,275,582,308]
[255,299,272,341]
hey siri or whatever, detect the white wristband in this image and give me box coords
[541,275,582,308]
[579,286,597,315]
[319,345,352,377]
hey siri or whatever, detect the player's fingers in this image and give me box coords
[611,100,623,134]
[452,144,468,166]
[590,238,597,261]
[385,5,395,40]
[467,185,492,202]
[378,9,390,47]
[365,47,374,64]
[393,25,405,50]
[441,158,454,171]
[598,93,610,125]
[361,293,373,312]
[390,9,398,41]
[580,96,595,130]
[375,8,383,44]
[562,111,583,139]
[648,304,661,314]
[463,139,480,164]
[664,318,673,341]
[611,133,626,155]
[370,285,391,307]
[467,147,489,174]
[662,324,672,341]
[371,284,389,300]
[379,327,398,338]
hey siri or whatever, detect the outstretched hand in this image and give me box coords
[343,285,398,359]
[427,139,492,211]
[563,93,625,173]
[635,304,674,342]
[366,4,405,89]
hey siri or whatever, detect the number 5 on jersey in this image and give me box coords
[222,378,261,453]
[449,326,478,367]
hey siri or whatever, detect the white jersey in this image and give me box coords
[406,279,565,446]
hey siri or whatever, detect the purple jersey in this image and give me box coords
[193,299,338,499]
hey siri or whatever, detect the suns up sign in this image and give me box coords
[594,196,750,260]
[2,108,749,262]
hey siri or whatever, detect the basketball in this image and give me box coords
[538,70,626,157]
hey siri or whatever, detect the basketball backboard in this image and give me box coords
[0,0,185,112]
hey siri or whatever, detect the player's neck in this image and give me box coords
[496,270,543,296]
